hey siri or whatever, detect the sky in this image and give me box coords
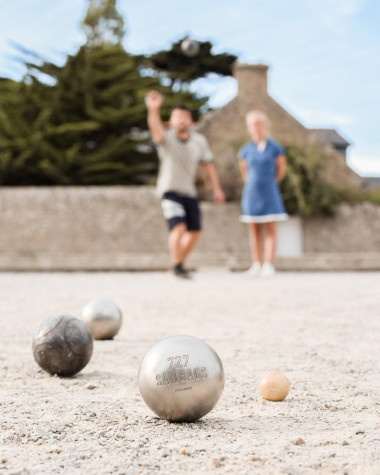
[0,0,379,176]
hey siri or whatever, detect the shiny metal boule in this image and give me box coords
[181,38,200,57]
[32,315,93,377]
[138,335,224,422]
[81,299,122,340]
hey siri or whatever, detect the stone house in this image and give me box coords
[197,62,362,200]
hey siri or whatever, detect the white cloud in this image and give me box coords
[348,154,380,176]
[191,76,237,107]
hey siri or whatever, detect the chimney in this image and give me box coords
[233,62,269,97]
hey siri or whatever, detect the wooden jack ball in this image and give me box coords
[259,371,290,401]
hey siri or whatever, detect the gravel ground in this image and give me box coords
[0,269,379,475]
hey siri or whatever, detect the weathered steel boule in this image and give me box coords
[32,315,93,377]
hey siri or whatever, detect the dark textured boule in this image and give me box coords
[32,315,93,376]
[138,335,224,422]
[181,38,200,57]
[81,299,122,340]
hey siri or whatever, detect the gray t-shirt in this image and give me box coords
[156,128,213,198]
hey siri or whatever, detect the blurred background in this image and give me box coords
[0,0,379,271]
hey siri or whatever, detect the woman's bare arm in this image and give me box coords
[276,154,286,182]
[239,159,247,182]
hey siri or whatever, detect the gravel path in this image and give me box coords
[0,270,379,474]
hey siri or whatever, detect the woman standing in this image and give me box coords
[238,111,287,277]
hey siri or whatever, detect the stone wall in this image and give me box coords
[304,202,380,253]
[1,186,379,271]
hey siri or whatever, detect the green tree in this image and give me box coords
[0,44,164,185]
[147,37,237,87]
[82,0,125,46]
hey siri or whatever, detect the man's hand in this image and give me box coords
[145,90,163,110]
[202,162,225,204]
[213,187,225,204]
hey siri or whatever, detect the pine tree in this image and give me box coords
[146,37,237,99]
[82,0,125,46]
[0,67,60,185]
[0,45,165,185]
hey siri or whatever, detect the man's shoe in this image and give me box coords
[173,263,192,280]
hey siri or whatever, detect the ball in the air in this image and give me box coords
[181,38,200,57]
[81,299,122,340]
[138,335,225,422]
[259,371,290,401]
[32,315,93,377]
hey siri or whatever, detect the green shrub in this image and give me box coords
[332,186,380,206]
[280,143,343,217]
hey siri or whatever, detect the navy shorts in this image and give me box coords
[161,192,201,231]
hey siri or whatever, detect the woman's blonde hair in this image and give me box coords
[245,110,270,134]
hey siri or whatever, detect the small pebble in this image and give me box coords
[209,457,221,468]
[160,448,171,458]
[251,457,267,463]
[50,448,62,454]
[285,467,300,475]
[292,438,306,446]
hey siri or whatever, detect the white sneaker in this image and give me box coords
[243,262,261,277]
[261,262,276,277]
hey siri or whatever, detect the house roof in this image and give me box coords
[364,176,380,188]
[310,128,351,148]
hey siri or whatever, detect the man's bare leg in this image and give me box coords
[179,231,201,263]
[168,222,186,266]
[168,223,194,279]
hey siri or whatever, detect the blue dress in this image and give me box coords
[238,139,288,223]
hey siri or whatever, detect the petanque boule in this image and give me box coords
[259,371,290,401]
[32,315,93,377]
[81,298,122,340]
[181,38,200,57]
[138,335,224,422]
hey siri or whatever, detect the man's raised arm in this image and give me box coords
[145,90,165,145]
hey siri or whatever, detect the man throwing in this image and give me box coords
[145,91,225,279]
